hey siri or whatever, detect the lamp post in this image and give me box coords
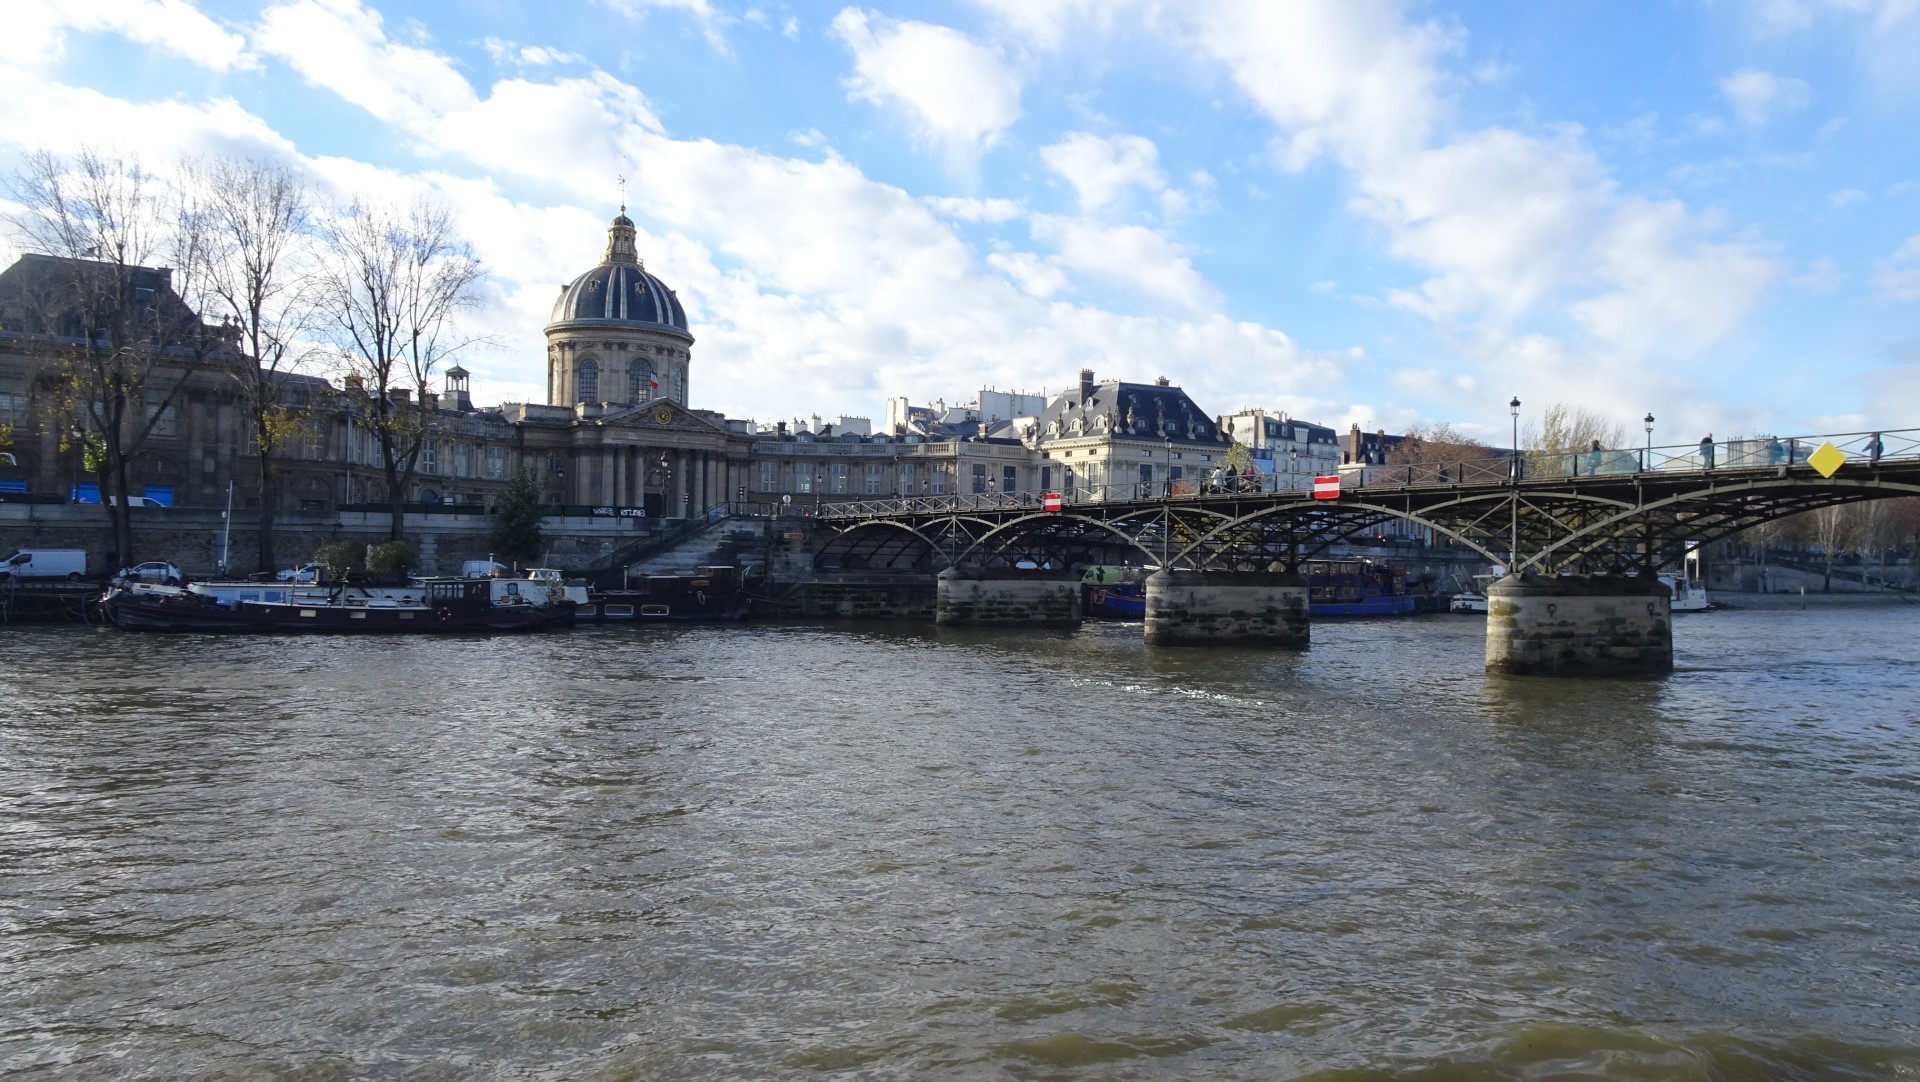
[68,424,83,503]
[1643,412,1654,469]
[1289,445,1298,493]
[1509,396,1521,573]
[1164,437,1173,499]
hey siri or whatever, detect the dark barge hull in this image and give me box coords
[104,594,568,633]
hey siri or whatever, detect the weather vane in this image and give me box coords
[617,174,627,214]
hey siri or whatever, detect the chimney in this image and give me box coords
[1154,375,1170,387]
[389,388,411,405]
[1079,368,1094,402]
[776,420,787,436]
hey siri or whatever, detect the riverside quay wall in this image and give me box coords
[0,503,662,577]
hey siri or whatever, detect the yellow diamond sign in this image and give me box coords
[1807,440,1846,478]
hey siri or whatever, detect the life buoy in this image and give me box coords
[436,605,454,623]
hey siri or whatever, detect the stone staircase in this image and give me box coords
[616,515,777,579]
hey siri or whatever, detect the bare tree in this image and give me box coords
[4,148,228,566]
[184,156,316,574]
[1525,402,1627,453]
[1391,421,1492,463]
[1810,503,1855,592]
[314,195,484,540]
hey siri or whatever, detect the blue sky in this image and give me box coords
[2,0,1916,445]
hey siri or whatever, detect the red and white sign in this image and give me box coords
[1312,475,1341,499]
[1042,491,1063,512]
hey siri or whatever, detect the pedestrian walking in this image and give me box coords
[1699,433,1715,470]
[1867,432,1884,464]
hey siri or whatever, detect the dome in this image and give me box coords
[548,262,689,332]
[545,209,691,335]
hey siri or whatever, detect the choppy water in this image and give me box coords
[3,607,1920,1080]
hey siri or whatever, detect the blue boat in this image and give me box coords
[1305,559,1418,617]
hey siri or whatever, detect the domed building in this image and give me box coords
[546,209,694,407]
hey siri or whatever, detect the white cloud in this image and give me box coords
[255,0,477,134]
[1750,0,1920,34]
[986,251,1068,298]
[2,0,251,70]
[926,196,1024,222]
[480,37,582,67]
[1793,258,1842,291]
[1030,216,1219,311]
[1719,69,1811,127]
[1040,132,1167,212]
[1876,235,1920,300]
[1829,187,1870,208]
[830,9,1022,162]
[595,0,731,52]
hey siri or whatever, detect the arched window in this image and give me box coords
[577,359,599,403]
[628,362,655,404]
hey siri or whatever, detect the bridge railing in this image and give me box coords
[809,428,1917,518]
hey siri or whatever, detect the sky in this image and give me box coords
[1,0,1916,447]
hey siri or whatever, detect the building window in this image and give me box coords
[864,464,883,494]
[453,443,472,478]
[628,362,655,404]
[796,466,814,494]
[930,468,946,494]
[830,462,849,494]
[0,392,25,425]
[486,446,505,480]
[759,461,778,491]
[970,463,987,493]
[897,464,913,493]
[1002,465,1017,494]
[577,359,599,402]
[422,440,438,475]
[146,403,176,438]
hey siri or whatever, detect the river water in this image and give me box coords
[3,607,1919,1080]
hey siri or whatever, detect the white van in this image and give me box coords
[0,549,89,582]
[462,559,507,578]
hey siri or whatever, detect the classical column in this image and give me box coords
[674,449,689,517]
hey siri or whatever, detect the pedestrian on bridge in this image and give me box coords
[1867,432,1884,464]
[1699,433,1715,470]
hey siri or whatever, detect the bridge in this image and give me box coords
[808,429,1920,676]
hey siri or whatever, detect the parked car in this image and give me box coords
[118,561,183,585]
[1,548,88,582]
[277,563,323,583]
[105,495,167,508]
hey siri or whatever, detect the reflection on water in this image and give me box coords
[2,608,1918,1079]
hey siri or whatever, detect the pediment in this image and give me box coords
[599,400,725,434]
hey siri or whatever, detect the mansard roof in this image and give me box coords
[1034,380,1231,446]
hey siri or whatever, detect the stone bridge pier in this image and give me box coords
[1143,570,1310,647]
[1485,574,1672,676]
[934,566,1082,626]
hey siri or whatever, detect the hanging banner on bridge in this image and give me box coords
[1313,475,1341,499]
[1043,492,1063,512]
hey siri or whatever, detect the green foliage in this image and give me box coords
[366,540,415,576]
[491,465,545,565]
[78,430,107,473]
[313,540,364,573]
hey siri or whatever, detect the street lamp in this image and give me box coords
[1643,412,1654,466]
[1509,396,1521,573]
[1164,437,1173,499]
[1289,445,1298,492]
